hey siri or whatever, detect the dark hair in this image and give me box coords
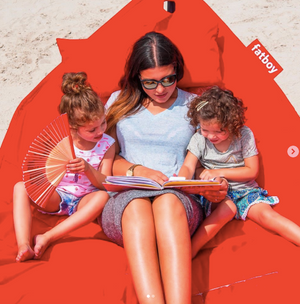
[59,72,104,129]
[106,31,184,134]
[188,86,247,138]
[120,31,184,90]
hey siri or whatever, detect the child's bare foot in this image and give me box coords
[33,234,50,259]
[16,244,35,262]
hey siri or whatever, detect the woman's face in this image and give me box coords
[139,64,177,104]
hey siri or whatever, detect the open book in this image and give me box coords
[102,176,222,194]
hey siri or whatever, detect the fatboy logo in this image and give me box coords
[248,39,283,78]
[251,44,278,74]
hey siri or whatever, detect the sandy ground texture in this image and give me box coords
[0,0,299,146]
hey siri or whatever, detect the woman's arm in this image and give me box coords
[109,126,134,175]
[199,155,259,182]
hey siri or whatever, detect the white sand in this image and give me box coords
[204,0,300,116]
[0,0,299,146]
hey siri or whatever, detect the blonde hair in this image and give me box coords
[59,72,104,129]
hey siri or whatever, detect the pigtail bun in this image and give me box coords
[61,72,91,95]
[59,72,104,129]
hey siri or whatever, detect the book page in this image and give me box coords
[105,176,162,189]
[103,176,222,193]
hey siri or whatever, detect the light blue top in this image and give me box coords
[105,88,196,178]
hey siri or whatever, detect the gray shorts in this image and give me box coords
[99,189,203,247]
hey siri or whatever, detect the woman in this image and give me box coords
[100,32,228,304]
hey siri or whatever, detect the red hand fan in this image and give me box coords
[22,113,76,209]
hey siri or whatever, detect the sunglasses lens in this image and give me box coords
[142,80,157,90]
[161,75,176,87]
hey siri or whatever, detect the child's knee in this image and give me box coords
[223,199,237,218]
[13,181,25,194]
[96,190,110,200]
[258,206,278,223]
[90,191,110,209]
[229,201,237,215]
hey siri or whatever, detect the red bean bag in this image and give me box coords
[1,0,299,303]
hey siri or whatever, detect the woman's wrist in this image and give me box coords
[126,164,143,176]
[131,164,144,177]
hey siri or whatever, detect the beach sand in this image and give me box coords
[0,0,299,146]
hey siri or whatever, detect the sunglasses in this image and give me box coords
[140,74,177,90]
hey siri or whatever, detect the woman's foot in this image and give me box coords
[33,234,50,259]
[16,244,35,262]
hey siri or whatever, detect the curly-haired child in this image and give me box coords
[178,86,300,258]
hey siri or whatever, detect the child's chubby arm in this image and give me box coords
[66,143,115,190]
[178,151,199,179]
[199,155,259,182]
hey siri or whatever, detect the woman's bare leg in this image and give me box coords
[152,193,191,304]
[122,198,165,304]
[34,190,109,259]
[191,198,236,258]
[247,203,300,245]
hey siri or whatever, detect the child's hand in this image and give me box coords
[199,177,229,203]
[67,158,89,173]
[200,169,216,180]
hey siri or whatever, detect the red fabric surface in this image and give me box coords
[1,0,300,303]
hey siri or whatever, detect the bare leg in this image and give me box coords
[152,193,192,304]
[13,182,35,262]
[191,198,237,258]
[247,203,300,246]
[34,190,109,259]
[122,198,165,304]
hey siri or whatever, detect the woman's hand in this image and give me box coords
[66,158,89,173]
[134,166,169,185]
[199,177,229,203]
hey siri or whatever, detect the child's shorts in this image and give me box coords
[201,187,279,220]
[38,189,82,216]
